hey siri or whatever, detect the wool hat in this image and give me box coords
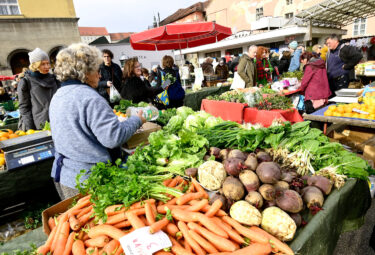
[28,48,49,64]
[288,41,298,50]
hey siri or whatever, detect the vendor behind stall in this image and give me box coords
[50,43,146,200]
[17,48,59,130]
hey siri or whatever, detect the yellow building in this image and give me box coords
[0,0,80,75]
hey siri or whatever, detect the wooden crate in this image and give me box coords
[124,122,161,149]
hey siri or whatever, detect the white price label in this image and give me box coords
[119,226,172,255]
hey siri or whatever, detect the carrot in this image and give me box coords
[187,222,237,252]
[77,194,91,204]
[62,232,75,255]
[171,208,199,222]
[169,236,195,255]
[250,226,294,255]
[51,212,69,252]
[232,242,272,255]
[176,192,205,205]
[188,229,219,254]
[187,199,209,212]
[168,177,179,188]
[221,216,268,244]
[77,210,94,226]
[105,204,125,216]
[77,205,93,218]
[163,178,173,186]
[72,240,85,255]
[211,217,244,244]
[154,251,173,255]
[102,239,120,254]
[145,202,156,225]
[165,223,182,239]
[113,220,131,229]
[48,217,56,231]
[166,197,178,205]
[185,240,192,252]
[88,225,126,240]
[37,226,57,254]
[114,246,124,255]
[177,221,206,255]
[190,201,227,216]
[53,221,70,255]
[82,232,89,241]
[157,205,189,214]
[129,199,155,210]
[198,214,228,238]
[150,217,170,234]
[205,199,223,217]
[106,212,127,225]
[84,235,109,247]
[69,214,81,231]
[191,178,209,198]
[126,211,146,229]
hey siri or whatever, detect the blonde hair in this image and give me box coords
[29,61,41,72]
[54,43,102,83]
[312,44,321,53]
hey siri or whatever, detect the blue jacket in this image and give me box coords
[162,68,185,101]
[49,81,142,189]
[288,49,302,72]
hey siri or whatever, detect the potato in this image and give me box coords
[230,200,262,226]
[222,176,245,201]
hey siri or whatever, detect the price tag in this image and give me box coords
[119,226,172,255]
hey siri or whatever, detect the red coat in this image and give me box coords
[300,58,332,100]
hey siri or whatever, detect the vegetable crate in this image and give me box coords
[124,122,161,149]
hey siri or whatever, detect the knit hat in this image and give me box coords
[288,41,298,50]
[28,48,49,64]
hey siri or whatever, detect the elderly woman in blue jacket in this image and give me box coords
[50,43,146,200]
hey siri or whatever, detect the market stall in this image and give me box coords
[184,85,231,111]
[244,108,303,127]
[201,99,247,123]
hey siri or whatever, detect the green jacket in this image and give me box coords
[237,54,256,87]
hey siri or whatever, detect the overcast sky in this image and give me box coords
[73,0,198,33]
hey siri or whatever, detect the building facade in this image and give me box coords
[79,27,111,44]
[0,0,81,75]
[159,1,208,26]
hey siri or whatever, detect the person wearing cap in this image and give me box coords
[17,48,59,131]
[288,41,304,72]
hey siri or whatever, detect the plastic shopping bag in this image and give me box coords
[110,85,121,103]
[230,72,246,90]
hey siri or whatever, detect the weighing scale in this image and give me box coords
[0,131,55,171]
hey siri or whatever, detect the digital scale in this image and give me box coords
[0,130,55,171]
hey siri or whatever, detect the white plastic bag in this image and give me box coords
[110,85,121,103]
[230,72,246,90]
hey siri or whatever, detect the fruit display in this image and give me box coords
[324,103,375,120]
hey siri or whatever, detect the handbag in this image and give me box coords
[231,61,248,89]
[156,90,169,106]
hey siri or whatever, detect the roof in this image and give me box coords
[78,27,109,36]
[160,1,209,26]
[89,36,110,45]
[109,32,134,41]
[295,0,375,28]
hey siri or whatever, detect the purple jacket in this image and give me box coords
[300,58,332,101]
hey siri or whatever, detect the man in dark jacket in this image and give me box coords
[326,34,363,94]
[98,49,123,102]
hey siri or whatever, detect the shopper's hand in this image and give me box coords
[137,110,147,124]
[107,81,113,87]
[264,68,270,72]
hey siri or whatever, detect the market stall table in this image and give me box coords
[1,179,370,254]
[244,107,303,127]
[184,85,231,111]
[200,99,247,123]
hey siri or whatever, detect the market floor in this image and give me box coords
[334,198,375,255]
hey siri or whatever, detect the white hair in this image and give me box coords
[249,45,257,51]
[54,43,102,83]
[152,65,158,71]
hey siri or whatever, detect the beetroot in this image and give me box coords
[263,200,276,209]
[281,171,298,183]
[256,162,281,184]
[274,181,289,192]
[245,191,263,209]
[185,168,198,177]
[307,176,333,195]
[209,147,221,159]
[256,151,272,163]
[244,154,258,170]
[301,186,324,215]
[209,193,228,210]
[228,149,247,161]
[224,158,247,177]
[219,149,230,161]
[289,213,302,227]
[239,170,260,192]
[259,184,275,201]
[275,189,303,213]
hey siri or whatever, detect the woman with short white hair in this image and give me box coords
[50,43,145,200]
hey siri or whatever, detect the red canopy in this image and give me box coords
[0,75,16,81]
[130,22,232,51]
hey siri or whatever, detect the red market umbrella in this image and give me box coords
[130,22,232,51]
[0,75,16,81]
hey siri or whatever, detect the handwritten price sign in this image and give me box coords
[119,226,172,255]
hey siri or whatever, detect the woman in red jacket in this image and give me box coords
[300,52,331,113]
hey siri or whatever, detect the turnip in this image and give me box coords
[244,154,258,170]
[274,181,289,192]
[307,176,333,195]
[209,147,221,159]
[185,168,198,177]
[259,184,275,201]
[239,170,260,192]
[275,189,303,213]
[222,176,245,201]
[245,191,263,209]
[256,151,272,163]
[301,186,324,214]
[228,149,247,161]
[224,158,247,177]
[256,162,281,184]
[289,213,302,227]
[219,149,230,161]
[209,193,227,210]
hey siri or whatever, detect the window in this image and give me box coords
[205,51,221,59]
[353,18,366,36]
[286,0,293,5]
[256,7,263,21]
[285,12,294,19]
[0,0,20,15]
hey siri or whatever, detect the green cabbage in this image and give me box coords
[205,116,223,128]
[176,106,194,119]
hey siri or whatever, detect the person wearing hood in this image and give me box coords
[288,41,304,72]
[201,57,215,75]
[17,48,59,131]
[215,59,229,79]
[300,52,331,113]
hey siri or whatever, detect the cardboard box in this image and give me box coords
[42,195,81,235]
[124,122,161,149]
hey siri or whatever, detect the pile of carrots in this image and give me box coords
[37,176,294,255]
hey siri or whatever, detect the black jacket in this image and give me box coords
[278,57,291,75]
[368,45,375,61]
[327,43,363,71]
[98,62,123,101]
[120,76,163,104]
